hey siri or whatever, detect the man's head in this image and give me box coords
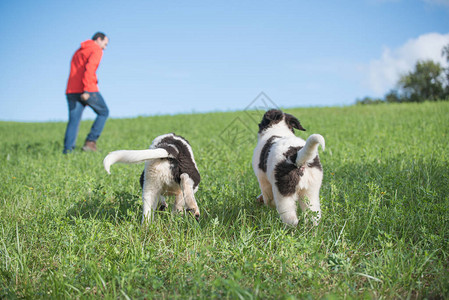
[92,32,109,50]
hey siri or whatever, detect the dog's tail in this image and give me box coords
[295,134,325,166]
[103,148,170,174]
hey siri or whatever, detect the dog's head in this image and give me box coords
[258,109,306,134]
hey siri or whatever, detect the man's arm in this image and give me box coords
[82,48,103,93]
[81,92,90,101]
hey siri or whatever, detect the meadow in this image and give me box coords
[1,102,448,299]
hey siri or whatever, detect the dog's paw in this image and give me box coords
[280,213,299,227]
[186,208,200,222]
[256,194,264,203]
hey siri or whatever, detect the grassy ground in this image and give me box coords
[1,102,448,299]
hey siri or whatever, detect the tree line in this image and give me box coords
[357,43,449,104]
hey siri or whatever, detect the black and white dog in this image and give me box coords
[103,133,201,223]
[252,109,325,226]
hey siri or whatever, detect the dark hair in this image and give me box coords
[92,32,107,41]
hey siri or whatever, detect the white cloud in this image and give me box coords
[366,32,449,95]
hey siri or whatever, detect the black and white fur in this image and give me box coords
[252,109,325,226]
[103,133,201,223]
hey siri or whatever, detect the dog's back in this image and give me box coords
[144,133,200,191]
[104,133,201,223]
[252,109,325,226]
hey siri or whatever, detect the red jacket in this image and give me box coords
[66,40,103,94]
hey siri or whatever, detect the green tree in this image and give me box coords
[356,96,384,105]
[357,43,449,105]
[442,43,449,62]
[398,60,445,102]
[384,89,403,103]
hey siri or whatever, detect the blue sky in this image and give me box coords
[1,0,448,122]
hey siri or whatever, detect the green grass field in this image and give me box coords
[1,102,448,299]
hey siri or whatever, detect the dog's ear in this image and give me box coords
[264,109,283,121]
[285,113,306,132]
[258,109,284,132]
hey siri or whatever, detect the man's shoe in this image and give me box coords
[82,140,97,152]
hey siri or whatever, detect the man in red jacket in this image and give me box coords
[63,32,109,154]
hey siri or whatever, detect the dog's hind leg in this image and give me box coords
[273,189,299,226]
[172,191,185,213]
[142,185,160,224]
[302,189,321,226]
[180,173,200,221]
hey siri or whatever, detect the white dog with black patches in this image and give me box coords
[103,133,201,223]
[252,109,325,226]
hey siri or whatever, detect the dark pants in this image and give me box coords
[63,92,109,154]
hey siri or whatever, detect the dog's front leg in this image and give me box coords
[258,175,275,208]
[158,196,168,211]
[180,173,200,221]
